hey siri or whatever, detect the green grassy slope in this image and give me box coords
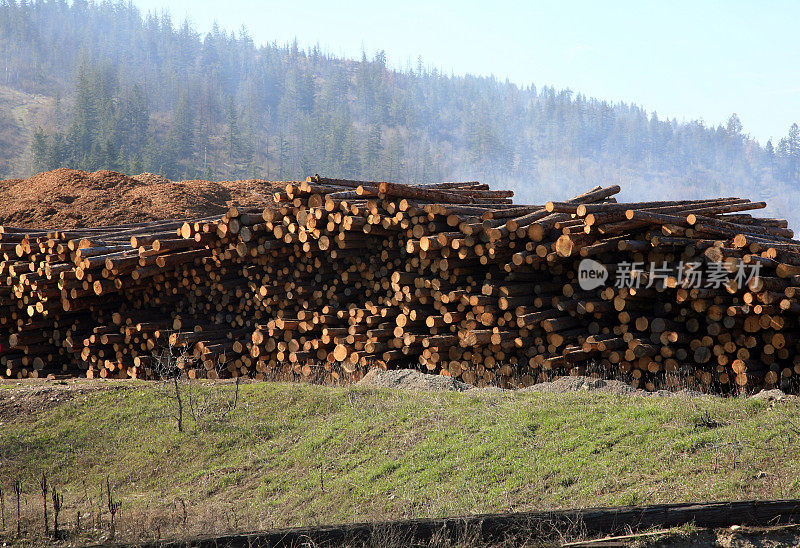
[1,381,799,543]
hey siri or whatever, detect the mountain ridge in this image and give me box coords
[0,0,798,224]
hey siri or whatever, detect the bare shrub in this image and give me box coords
[152,336,241,432]
[152,336,192,432]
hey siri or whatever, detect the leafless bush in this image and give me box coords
[51,485,63,539]
[107,477,120,539]
[40,472,48,535]
[152,337,241,432]
[185,360,241,429]
[13,479,20,536]
[152,336,193,432]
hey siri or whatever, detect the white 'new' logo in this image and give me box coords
[578,259,608,290]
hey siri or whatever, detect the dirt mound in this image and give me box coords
[0,378,133,423]
[522,376,647,396]
[523,376,710,397]
[357,368,475,392]
[0,168,283,228]
[749,388,795,402]
[357,370,713,397]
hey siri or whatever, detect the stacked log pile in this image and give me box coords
[1,174,798,393]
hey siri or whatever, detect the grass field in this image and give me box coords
[1,379,799,545]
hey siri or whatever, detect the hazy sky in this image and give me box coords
[130,0,799,144]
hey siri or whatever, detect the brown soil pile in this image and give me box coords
[0,168,284,228]
[357,368,476,392]
[356,369,730,398]
[0,378,134,423]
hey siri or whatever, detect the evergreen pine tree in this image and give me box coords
[31,129,49,171]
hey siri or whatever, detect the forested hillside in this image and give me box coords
[1,0,799,223]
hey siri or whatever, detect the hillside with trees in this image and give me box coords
[1,0,799,224]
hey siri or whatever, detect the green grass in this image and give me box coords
[2,381,800,543]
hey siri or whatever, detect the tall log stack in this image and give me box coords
[1,175,798,394]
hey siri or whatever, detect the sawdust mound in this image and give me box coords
[0,168,281,228]
[131,172,171,185]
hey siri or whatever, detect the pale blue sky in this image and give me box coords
[131,0,799,144]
